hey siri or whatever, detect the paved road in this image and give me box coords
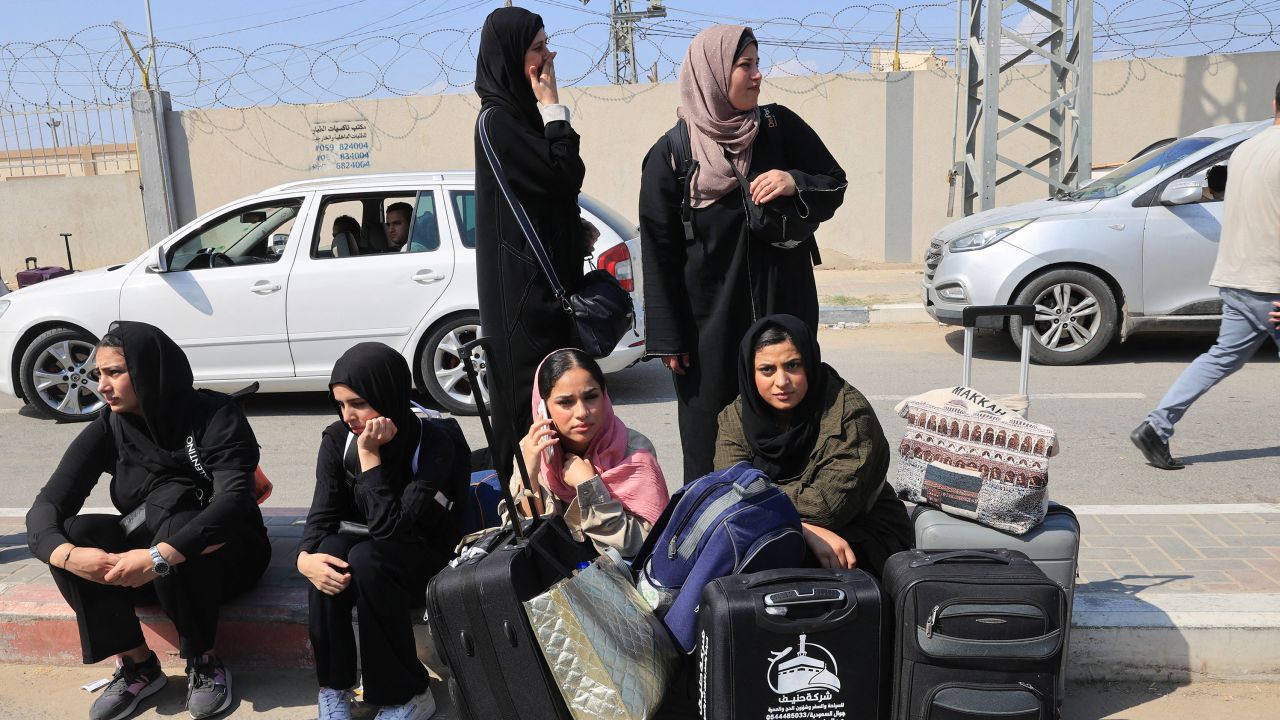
[1,324,1277,510]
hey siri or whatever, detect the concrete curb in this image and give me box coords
[819,303,934,326]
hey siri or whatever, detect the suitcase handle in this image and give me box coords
[909,549,1013,568]
[763,587,846,610]
[25,257,37,270]
[960,305,1035,398]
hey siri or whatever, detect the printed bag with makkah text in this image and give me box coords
[893,386,1059,535]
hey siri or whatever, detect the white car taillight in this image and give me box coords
[598,243,633,292]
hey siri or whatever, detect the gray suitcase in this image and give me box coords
[910,305,1080,704]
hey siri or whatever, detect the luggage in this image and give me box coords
[882,549,1067,720]
[632,462,806,653]
[459,469,503,535]
[912,502,1080,703]
[425,337,593,720]
[16,257,71,288]
[894,305,1059,534]
[696,568,890,720]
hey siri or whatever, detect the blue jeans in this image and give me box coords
[1147,287,1280,441]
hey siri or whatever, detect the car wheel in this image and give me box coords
[1011,269,1118,366]
[19,327,106,422]
[419,314,488,416]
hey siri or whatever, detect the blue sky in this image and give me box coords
[3,0,1277,109]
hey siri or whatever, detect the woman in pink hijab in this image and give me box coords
[639,25,848,485]
[508,348,669,558]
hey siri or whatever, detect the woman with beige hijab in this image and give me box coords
[639,25,848,483]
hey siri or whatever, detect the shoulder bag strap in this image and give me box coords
[477,107,569,307]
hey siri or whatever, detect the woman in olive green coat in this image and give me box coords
[715,314,912,577]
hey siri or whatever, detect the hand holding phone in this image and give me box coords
[538,400,556,464]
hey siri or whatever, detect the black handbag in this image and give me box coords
[478,107,635,358]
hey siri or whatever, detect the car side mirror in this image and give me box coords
[270,233,289,253]
[146,245,170,274]
[1160,178,1206,205]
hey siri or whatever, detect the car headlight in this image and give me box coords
[947,219,1033,252]
[0,300,9,321]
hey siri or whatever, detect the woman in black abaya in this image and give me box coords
[474,6,588,478]
[639,26,848,483]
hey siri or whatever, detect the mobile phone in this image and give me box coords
[538,400,555,464]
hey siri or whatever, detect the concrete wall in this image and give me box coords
[0,173,148,283]
[3,49,1276,286]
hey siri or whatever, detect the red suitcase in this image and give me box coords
[16,257,71,288]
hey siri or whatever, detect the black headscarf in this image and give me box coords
[475,6,545,132]
[736,314,831,479]
[329,343,420,473]
[105,321,204,465]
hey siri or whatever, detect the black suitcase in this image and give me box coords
[425,337,593,720]
[696,568,890,720]
[882,549,1066,720]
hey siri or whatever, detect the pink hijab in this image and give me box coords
[532,351,669,525]
[677,25,760,208]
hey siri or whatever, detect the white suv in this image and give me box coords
[0,172,646,421]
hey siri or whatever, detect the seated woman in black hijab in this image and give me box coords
[714,315,912,577]
[298,343,468,720]
[26,321,271,720]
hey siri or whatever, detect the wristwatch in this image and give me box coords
[149,546,172,577]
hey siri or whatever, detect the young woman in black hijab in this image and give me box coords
[298,342,468,720]
[26,321,270,720]
[474,6,590,479]
[714,315,912,577]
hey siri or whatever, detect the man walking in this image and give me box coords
[1131,80,1280,469]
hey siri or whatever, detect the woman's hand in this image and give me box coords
[356,416,397,453]
[103,548,157,588]
[297,552,352,596]
[1270,301,1280,329]
[528,51,559,105]
[520,417,558,485]
[749,169,798,206]
[662,354,691,376]
[61,546,120,584]
[801,522,857,570]
[581,218,600,257]
[562,453,597,488]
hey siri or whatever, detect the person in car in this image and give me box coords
[639,25,848,484]
[714,315,912,577]
[506,348,669,558]
[474,6,592,484]
[331,215,362,256]
[26,321,271,720]
[385,202,414,251]
[299,342,468,720]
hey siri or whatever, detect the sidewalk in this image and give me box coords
[813,263,934,325]
[0,505,1276,682]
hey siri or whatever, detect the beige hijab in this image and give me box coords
[677,25,760,208]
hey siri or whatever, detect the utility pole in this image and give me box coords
[609,0,666,85]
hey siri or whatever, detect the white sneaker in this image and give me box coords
[318,687,355,720]
[373,687,436,720]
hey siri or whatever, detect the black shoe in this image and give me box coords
[185,655,232,719]
[1130,422,1184,470]
[89,652,165,720]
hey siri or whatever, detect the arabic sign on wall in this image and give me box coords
[311,120,372,172]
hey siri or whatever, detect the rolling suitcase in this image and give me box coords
[696,568,890,720]
[908,305,1080,702]
[882,549,1067,720]
[16,257,72,288]
[425,337,593,720]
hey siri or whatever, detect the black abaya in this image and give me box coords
[639,104,847,482]
[474,8,586,477]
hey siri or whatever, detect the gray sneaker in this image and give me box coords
[373,687,436,720]
[318,687,355,720]
[89,653,166,720]
[184,655,232,719]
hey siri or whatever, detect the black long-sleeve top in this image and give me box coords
[299,418,468,555]
[26,396,266,563]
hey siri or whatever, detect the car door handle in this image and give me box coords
[412,270,446,284]
[250,281,282,294]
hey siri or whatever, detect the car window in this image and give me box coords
[169,199,301,271]
[1070,137,1219,200]
[407,191,440,253]
[1171,143,1239,204]
[450,190,477,249]
[312,193,419,259]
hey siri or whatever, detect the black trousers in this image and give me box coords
[308,534,450,706]
[677,399,725,484]
[49,512,271,664]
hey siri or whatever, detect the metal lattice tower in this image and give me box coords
[609,0,666,85]
[961,0,1092,214]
